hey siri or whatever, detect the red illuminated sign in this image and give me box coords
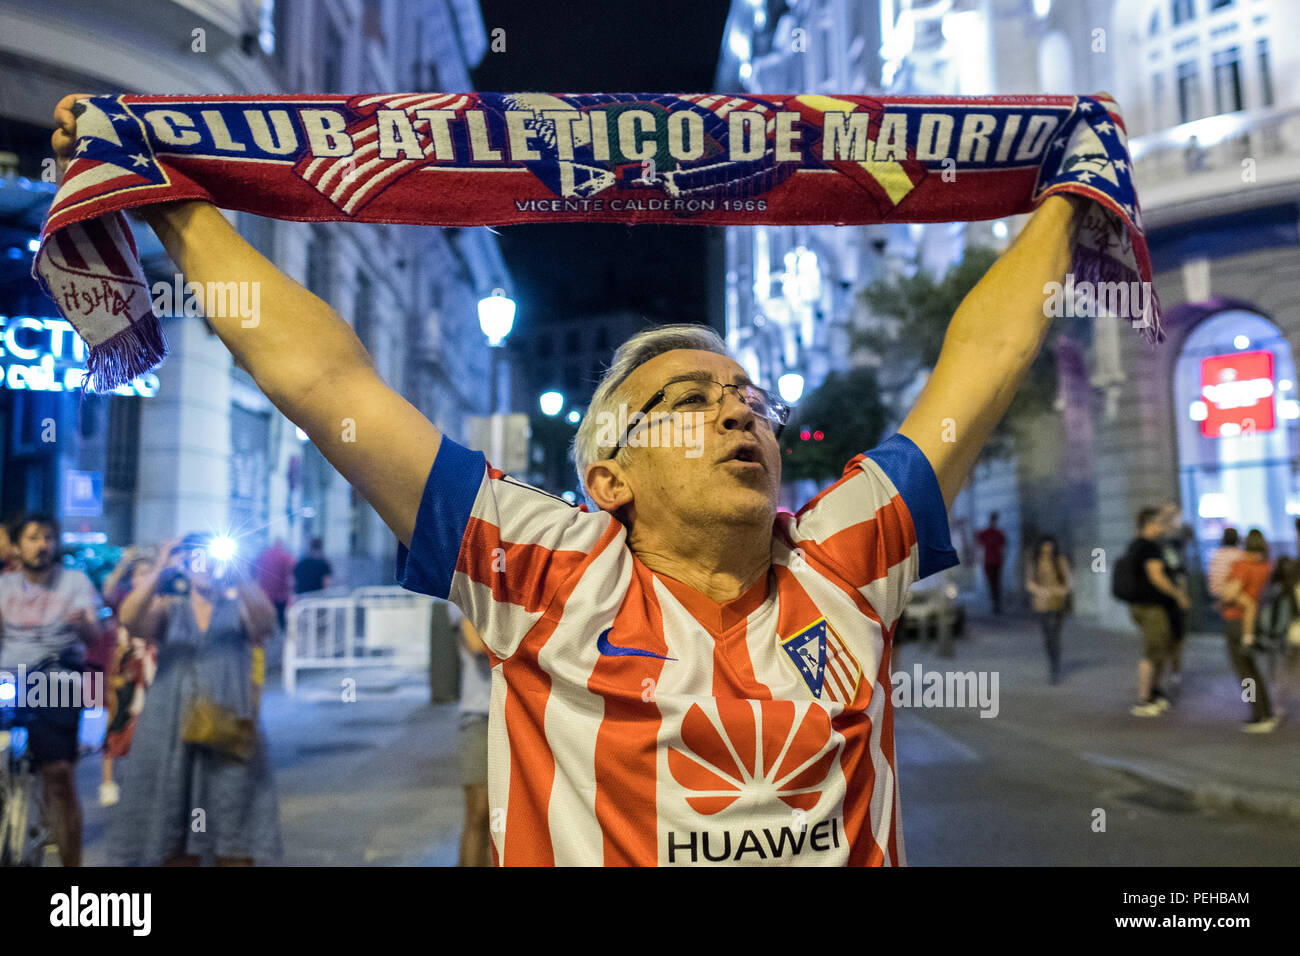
[1200,350,1275,438]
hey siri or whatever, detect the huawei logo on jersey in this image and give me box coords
[667,699,837,815]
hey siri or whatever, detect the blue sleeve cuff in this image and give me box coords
[394,437,486,599]
[865,433,959,579]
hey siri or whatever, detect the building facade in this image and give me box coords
[715,0,1020,565]
[0,0,512,585]
[715,0,887,416]
[715,0,1300,627]
[960,0,1300,627]
[1096,0,1300,626]
[514,307,676,498]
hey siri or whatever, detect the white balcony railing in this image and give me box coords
[1128,105,1300,222]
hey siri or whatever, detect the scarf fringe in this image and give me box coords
[1071,242,1164,345]
[86,316,169,393]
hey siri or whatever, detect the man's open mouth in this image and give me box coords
[721,445,763,466]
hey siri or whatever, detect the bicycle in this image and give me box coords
[0,657,64,866]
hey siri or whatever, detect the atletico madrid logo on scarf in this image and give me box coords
[781,618,862,704]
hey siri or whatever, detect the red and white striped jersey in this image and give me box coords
[397,433,957,866]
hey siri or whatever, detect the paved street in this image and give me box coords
[79,670,465,867]
[897,613,1300,865]
[75,613,1300,866]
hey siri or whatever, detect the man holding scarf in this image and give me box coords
[54,94,1084,866]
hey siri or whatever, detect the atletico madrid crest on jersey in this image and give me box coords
[781,618,862,704]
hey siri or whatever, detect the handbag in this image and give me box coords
[180,693,256,761]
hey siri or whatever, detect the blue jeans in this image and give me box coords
[1038,610,1065,681]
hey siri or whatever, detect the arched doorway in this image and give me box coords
[1173,309,1300,564]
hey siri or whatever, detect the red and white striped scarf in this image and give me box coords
[36,91,1162,391]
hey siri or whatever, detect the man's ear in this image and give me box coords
[585,457,635,515]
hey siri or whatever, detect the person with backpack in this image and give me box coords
[1253,557,1297,721]
[1273,557,1300,722]
[1220,529,1277,733]
[1115,507,1190,717]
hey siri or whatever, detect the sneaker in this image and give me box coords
[1131,702,1163,717]
[1241,717,1279,734]
[98,781,120,807]
[1152,695,1171,713]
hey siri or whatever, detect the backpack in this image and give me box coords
[1255,579,1296,649]
[1112,541,1145,603]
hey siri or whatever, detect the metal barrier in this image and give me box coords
[283,586,435,696]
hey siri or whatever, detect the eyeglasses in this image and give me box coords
[609,378,791,457]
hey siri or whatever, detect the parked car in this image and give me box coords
[898,570,965,643]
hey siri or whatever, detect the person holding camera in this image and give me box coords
[108,533,283,866]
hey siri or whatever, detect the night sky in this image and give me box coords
[471,0,732,334]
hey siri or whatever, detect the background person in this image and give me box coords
[1207,528,1245,608]
[111,533,283,865]
[253,538,296,631]
[1025,535,1072,684]
[976,512,1007,615]
[456,613,492,867]
[101,546,156,612]
[1275,557,1300,721]
[100,623,156,808]
[1221,529,1277,733]
[1127,507,1190,717]
[0,521,20,574]
[98,550,160,807]
[1256,556,1298,721]
[0,512,104,866]
[293,537,333,594]
[1158,504,1190,697]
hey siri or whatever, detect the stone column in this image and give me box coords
[133,314,232,542]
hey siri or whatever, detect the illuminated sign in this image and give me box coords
[63,470,102,517]
[0,315,159,397]
[1199,350,1274,438]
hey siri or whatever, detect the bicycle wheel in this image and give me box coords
[0,770,53,866]
[0,775,22,866]
[28,779,58,867]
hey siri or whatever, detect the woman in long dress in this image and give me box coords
[109,533,283,866]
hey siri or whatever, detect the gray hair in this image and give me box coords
[572,323,731,494]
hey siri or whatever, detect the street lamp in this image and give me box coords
[478,289,516,346]
[539,391,564,417]
[777,372,805,404]
[478,289,516,412]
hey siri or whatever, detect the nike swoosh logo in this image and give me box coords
[596,628,676,661]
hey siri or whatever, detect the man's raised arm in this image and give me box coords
[53,96,441,548]
[898,195,1081,508]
